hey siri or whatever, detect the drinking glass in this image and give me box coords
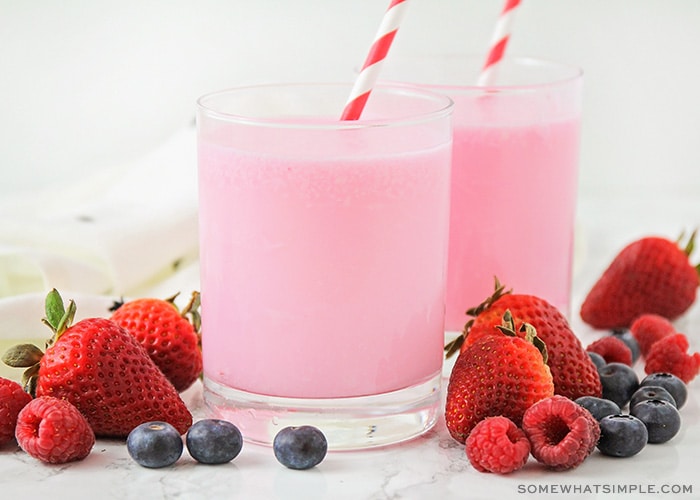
[382,55,583,332]
[197,83,453,449]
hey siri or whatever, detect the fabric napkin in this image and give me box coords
[0,126,201,339]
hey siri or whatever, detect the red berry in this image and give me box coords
[580,234,699,329]
[35,317,193,437]
[644,333,700,383]
[521,395,600,471]
[448,284,602,401]
[630,314,676,357]
[465,416,530,474]
[586,336,633,366]
[445,314,554,443]
[3,290,193,438]
[15,396,95,464]
[111,293,202,392]
[0,377,33,445]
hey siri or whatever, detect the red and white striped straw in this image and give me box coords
[341,0,410,121]
[477,0,521,86]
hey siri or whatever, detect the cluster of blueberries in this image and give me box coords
[126,420,327,470]
[577,329,686,458]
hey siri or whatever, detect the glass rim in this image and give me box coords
[196,82,454,130]
[381,54,583,93]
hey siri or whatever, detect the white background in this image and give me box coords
[1,0,700,200]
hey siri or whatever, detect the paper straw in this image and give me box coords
[477,0,521,86]
[341,0,410,121]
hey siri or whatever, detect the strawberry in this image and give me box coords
[580,231,700,329]
[445,280,602,401]
[2,289,192,438]
[0,377,33,445]
[445,312,554,443]
[110,292,202,392]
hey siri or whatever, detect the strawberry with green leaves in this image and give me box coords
[445,311,554,443]
[581,231,700,329]
[110,292,202,392]
[445,280,602,401]
[2,289,192,438]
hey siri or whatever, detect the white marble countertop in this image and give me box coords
[1,187,699,500]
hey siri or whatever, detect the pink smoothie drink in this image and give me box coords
[196,83,453,449]
[381,56,583,332]
[199,138,451,398]
[445,111,580,330]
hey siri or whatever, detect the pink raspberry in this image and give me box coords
[465,416,530,474]
[586,336,633,366]
[630,314,676,357]
[0,377,33,445]
[645,333,700,383]
[15,396,95,464]
[521,395,600,471]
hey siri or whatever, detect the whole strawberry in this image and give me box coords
[0,377,33,445]
[15,396,95,464]
[3,289,192,438]
[110,292,202,392]
[581,232,700,329]
[445,312,554,443]
[445,281,602,401]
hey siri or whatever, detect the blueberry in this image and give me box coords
[640,373,688,409]
[273,425,328,470]
[631,399,681,444]
[610,328,641,363]
[597,414,648,457]
[587,351,606,370]
[598,362,639,408]
[185,419,243,464]
[127,421,183,468]
[575,396,621,421]
[629,385,676,409]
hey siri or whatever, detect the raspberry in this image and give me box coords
[630,314,676,357]
[0,377,32,445]
[521,395,600,471]
[465,416,530,474]
[586,336,633,366]
[15,396,95,464]
[644,333,700,383]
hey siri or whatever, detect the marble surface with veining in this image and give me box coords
[1,192,699,500]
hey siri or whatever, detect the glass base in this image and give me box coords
[202,373,442,451]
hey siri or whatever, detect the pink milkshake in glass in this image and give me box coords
[197,83,453,449]
[382,55,583,332]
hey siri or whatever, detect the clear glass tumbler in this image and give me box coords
[382,55,583,332]
[197,83,453,449]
